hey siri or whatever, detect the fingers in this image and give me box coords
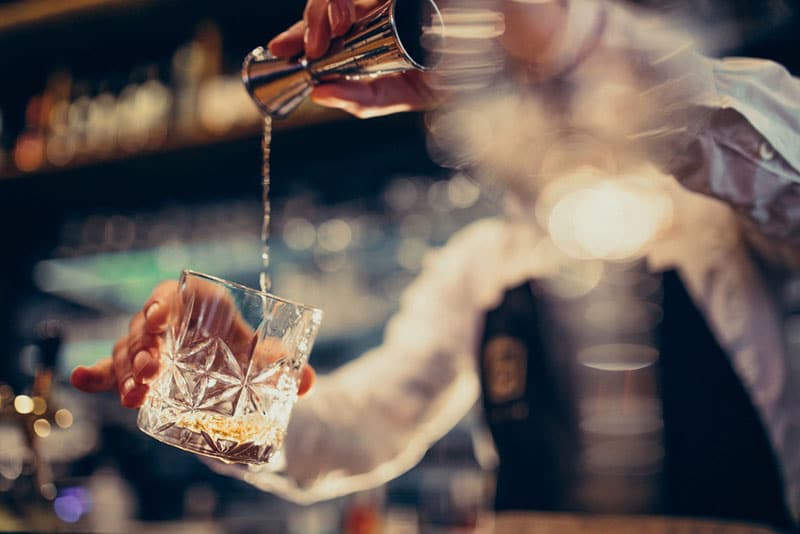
[121,280,174,386]
[268,20,306,58]
[71,357,116,393]
[127,312,161,382]
[304,0,333,59]
[298,365,316,397]
[270,0,365,58]
[111,338,148,408]
[143,280,177,334]
[310,71,438,118]
[328,0,355,37]
[255,337,289,366]
[132,348,161,384]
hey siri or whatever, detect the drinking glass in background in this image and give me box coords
[137,270,322,464]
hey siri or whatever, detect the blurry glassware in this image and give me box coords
[384,177,419,211]
[138,77,172,147]
[242,0,443,118]
[85,92,117,153]
[46,134,77,167]
[317,218,353,252]
[14,130,45,172]
[283,217,317,251]
[137,270,322,464]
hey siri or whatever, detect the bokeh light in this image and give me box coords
[13,395,34,414]
[55,409,74,429]
[34,418,52,438]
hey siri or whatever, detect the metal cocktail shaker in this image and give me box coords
[242,0,442,119]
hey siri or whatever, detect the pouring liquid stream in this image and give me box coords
[260,116,273,294]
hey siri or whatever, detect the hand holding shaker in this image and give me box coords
[242,0,443,118]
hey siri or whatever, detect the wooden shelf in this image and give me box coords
[0,0,155,33]
[0,103,351,181]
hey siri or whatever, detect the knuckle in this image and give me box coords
[113,337,128,355]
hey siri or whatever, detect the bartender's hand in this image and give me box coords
[268,0,437,118]
[70,280,316,408]
[266,0,570,118]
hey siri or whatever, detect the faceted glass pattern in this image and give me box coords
[137,270,322,464]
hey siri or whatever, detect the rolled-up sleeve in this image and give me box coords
[672,59,800,242]
[556,1,800,257]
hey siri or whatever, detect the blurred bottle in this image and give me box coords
[172,21,222,135]
[84,81,118,156]
[13,94,48,172]
[67,84,92,157]
[43,71,76,168]
[139,66,172,148]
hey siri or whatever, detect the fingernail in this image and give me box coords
[306,27,323,58]
[121,377,135,397]
[144,302,160,321]
[133,351,151,378]
[270,30,287,45]
[328,2,344,33]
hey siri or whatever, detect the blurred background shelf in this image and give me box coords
[0,104,350,182]
[0,0,155,33]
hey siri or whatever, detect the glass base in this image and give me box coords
[137,407,283,465]
[138,424,276,465]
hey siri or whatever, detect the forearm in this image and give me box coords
[251,355,479,503]
[205,221,505,503]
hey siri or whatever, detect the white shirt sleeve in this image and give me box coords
[554,0,800,250]
[206,220,508,504]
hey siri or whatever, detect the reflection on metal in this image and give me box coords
[578,343,659,372]
[584,300,663,335]
[583,438,665,475]
[242,0,443,118]
[580,398,664,436]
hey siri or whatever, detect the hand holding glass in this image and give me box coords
[137,271,322,464]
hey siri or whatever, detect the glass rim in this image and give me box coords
[182,270,323,315]
[389,0,444,71]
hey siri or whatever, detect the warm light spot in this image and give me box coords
[317,219,352,252]
[283,218,316,251]
[584,438,664,474]
[578,343,659,371]
[32,396,47,415]
[447,173,481,208]
[55,409,74,429]
[13,132,45,172]
[34,418,52,438]
[14,395,34,414]
[547,177,673,261]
